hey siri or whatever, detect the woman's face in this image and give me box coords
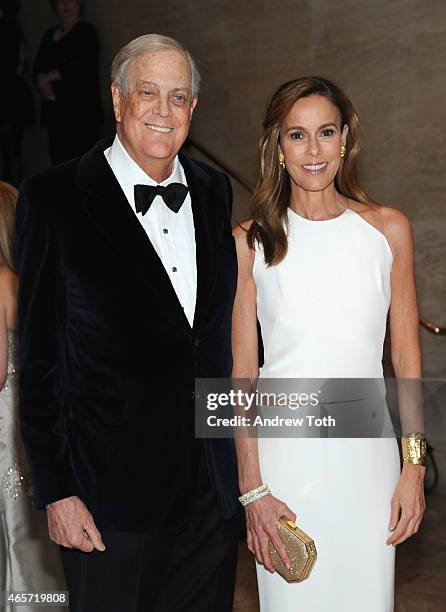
[279,94,348,193]
[54,0,80,21]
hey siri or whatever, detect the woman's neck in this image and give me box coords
[59,16,79,32]
[289,183,347,221]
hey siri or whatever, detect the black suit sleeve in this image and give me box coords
[16,179,80,508]
[222,172,233,224]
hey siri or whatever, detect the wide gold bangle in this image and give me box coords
[401,433,427,465]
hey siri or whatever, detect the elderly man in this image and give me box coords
[16,34,240,611]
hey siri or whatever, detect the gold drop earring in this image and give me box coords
[340,145,346,158]
[278,150,285,170]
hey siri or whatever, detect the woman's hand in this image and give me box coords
[245,493,297,572]
[36,73,55,101]
[386,463,425,546]
[46,69,62,83]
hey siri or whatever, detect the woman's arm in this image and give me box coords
[33,30,57,99]
[232,224,295,572]
[382,207,425,546]
[0,275,8,391]
[232,223,262,493]
[33,29,53,80]
[0,267,17,390]
[387,208,422,378]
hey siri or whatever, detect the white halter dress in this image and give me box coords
[253,208,401,612]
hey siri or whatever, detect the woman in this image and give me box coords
[0,181,66,610]
[33,0,102,165]
[232,77,425,611]
[0,0,35,185]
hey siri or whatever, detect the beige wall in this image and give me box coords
[21,0,445,377]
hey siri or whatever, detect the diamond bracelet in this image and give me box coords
[238,484,271,506]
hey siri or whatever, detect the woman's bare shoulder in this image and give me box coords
[0,266,18,318]
[347,200,411,243]
[0,265,18,293]
[378,205,412,230]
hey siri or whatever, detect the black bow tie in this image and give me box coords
[134,183,189,215]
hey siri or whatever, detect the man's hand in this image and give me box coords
[46,495,106,552]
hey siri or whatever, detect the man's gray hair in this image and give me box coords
[111,34,201,98]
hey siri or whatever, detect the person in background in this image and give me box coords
[33,0,102,165]
[0,181,66,611]
[0,0,35,185]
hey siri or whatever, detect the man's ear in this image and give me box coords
[189,97,198,121]
[111,83,123,123]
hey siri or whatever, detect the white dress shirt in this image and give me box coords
[104,135,197,326]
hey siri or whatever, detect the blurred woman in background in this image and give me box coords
[34,0,102,165]
[0,181,66,610]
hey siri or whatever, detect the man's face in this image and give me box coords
[111,50,197,175]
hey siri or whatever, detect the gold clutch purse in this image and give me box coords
[268,517,317,583]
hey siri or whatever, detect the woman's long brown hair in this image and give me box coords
[0,181,18,271]
[247,76,374,265]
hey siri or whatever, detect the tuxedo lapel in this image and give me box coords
[180,154,219,331]
[77,140,191,333]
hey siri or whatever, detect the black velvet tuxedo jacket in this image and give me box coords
[16,138,239,533]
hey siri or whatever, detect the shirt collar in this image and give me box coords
[107,134,186,191]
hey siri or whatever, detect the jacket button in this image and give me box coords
[194,337,202,347]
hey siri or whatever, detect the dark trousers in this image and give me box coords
[60,451,241,612]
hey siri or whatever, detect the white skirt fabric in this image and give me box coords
[256,437,400,611]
